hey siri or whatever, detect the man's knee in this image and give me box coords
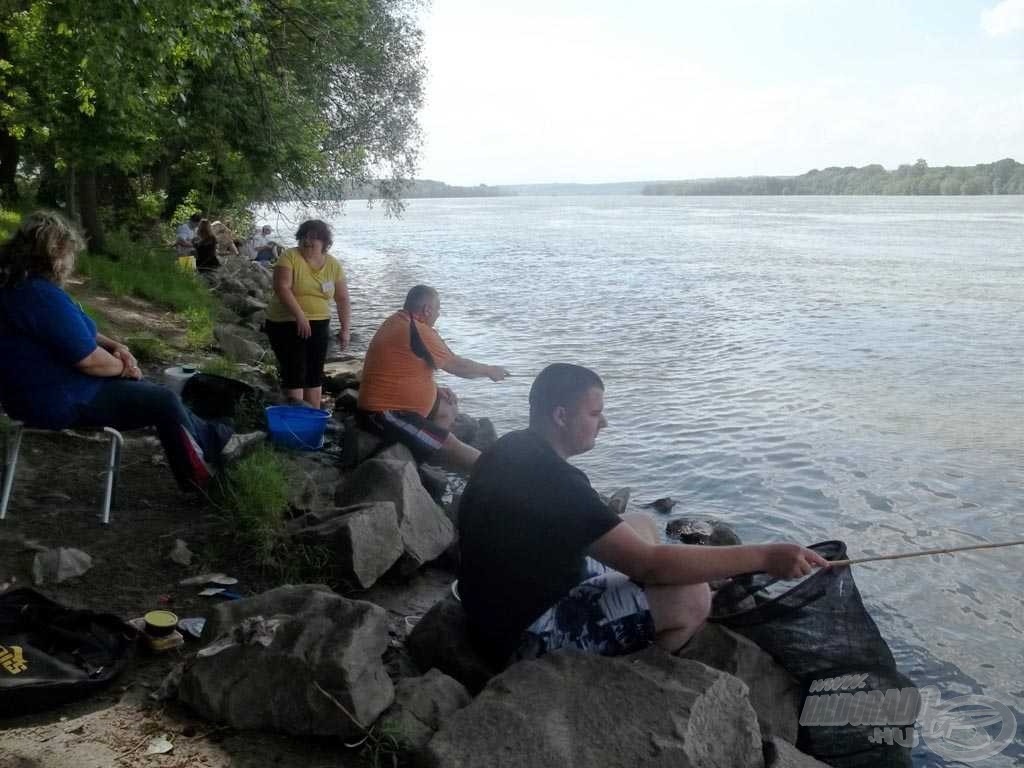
[431,394,457,430]
[646,582,712,634]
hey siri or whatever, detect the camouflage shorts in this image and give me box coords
[515,558,656,660]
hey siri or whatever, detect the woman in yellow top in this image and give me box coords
[264,219,351,408]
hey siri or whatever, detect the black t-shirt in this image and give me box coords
[457,429,621,665]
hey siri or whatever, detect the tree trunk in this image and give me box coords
[76,168,106,254]
[0,129,18,204]
[0,31,16,203]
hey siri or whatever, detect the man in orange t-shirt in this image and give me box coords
[357,285,509,472]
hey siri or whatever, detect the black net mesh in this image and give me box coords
[710,540,918,768]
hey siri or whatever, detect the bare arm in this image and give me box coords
[588,522,828,586]
[273,265,311,337]
[441,355,509,382]
[95,333,140,376]
[75,347,140,379]
[334,276,351,348]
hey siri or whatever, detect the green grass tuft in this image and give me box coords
[124,334,173,364]
[183,306,214,350]
[75,230,214,314]
[200,355,241,379]
[216,446,290,565]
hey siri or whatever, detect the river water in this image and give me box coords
[268,195,1023,764]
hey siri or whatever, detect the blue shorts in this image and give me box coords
[515,558,656,660]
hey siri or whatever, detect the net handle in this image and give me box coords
[831,538,1024,567]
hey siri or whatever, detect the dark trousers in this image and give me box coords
[73,379,232,488]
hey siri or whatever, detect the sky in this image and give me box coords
[416,0,1024,185]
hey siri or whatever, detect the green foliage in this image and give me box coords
[124,334,173,363]
[200,355,240,379]
[170,190,203,229]
[182,306,214,350]
[644,158,1024,196]
[1,0,425,227]
[75,230,215,312]
[216,445,290,565]
[0,208,20,240]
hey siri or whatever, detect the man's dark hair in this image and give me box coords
[403,285,440,369]
[403,284,438,313]
[189,212,203,224]
[529,364,604,429]
[295,219,333,251]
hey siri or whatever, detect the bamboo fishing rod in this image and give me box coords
[830,539,1024,567]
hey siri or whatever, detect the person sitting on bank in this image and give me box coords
[174,212,202,257]
[193,219,220,273]
[356,285,509,473]
[264,219,351,409]
[210,220,240,259]
[250,225,281,264]
[0,211,260,491]
[457,363,829,667]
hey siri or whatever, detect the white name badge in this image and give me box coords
[321,281,334,297]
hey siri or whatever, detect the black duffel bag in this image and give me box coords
[181,372,266,426]
[0,588,138,716]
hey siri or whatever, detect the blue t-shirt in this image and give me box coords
[0,278,103,429]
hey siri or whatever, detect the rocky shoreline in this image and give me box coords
[1,253,840,767]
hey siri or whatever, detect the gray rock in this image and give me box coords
[290,502,404,589]
[335,458,455,571]
[32,547,92,585]
[676,623,801,743]
[472,417,497,451]
[214,324,265,364]
[421,648,764,768]
[340,422,384,469]
[178,584,393,738]
[378,669,471,750]
[406,593,496,694]
[764,736,833,767]
[246,310,267,332]
[167,538,193,567]
[243,295,268,314]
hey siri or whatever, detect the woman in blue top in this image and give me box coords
[0,211,249,490]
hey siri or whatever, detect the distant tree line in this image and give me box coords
[643,159,1024,196]
[0,1,425,250]
[338,179,510,200]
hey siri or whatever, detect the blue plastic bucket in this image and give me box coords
[265,406,330,450]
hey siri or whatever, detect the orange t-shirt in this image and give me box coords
[357,311,455,416]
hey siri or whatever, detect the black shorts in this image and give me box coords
[356,409,450,463]
[264,319,330,389]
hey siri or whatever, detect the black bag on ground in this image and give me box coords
[711,540,917,768]
[0,588,138,716]
[181,373,265,425]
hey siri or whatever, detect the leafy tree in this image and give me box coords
[0,0,424,248]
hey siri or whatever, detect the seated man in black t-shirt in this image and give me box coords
[457,363,829,667]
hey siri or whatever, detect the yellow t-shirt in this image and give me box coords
[266,248,345,321]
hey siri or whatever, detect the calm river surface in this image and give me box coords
[268,196,1023,764]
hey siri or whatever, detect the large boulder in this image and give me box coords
[676,623,802,743]
[406,593,496,694]
[289,502,404,589]
[335,457,455,571]
[421,648,765,768]
[764,737,833,768]
[178,585,393,738]
[214,324,265,364]
[377,669,471,751]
